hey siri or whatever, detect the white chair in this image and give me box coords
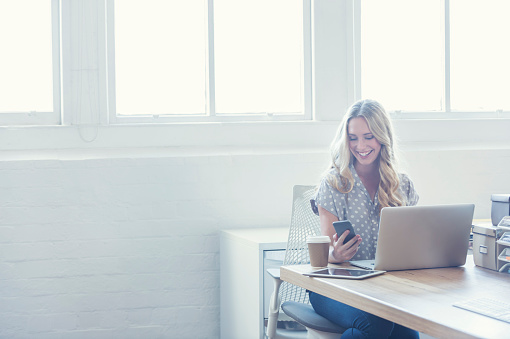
[266,185,346,339]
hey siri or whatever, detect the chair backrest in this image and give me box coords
[279,185,322,308]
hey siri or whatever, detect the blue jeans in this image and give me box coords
[309,292,420,339]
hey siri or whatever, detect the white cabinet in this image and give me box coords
[220,228,289,339]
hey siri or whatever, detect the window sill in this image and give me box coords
[0,118,509,156]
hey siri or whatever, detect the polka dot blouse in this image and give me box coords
[311,166,419,261]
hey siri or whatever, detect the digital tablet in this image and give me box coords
[303,268,385,280]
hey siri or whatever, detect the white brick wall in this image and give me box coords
[1,148,509,338]
[0,151,327,339]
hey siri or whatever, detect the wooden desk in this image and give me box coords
[281,256,510,339]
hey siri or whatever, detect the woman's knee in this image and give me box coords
[310,292,395,338]
[354,312,394,338]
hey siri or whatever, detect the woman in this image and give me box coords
[310,99,420,338]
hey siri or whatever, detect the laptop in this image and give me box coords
[350,204,475,271]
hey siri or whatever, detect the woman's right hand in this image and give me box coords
[318,205,363,263]
[330,231,362,263]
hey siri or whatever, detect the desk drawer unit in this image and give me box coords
[220,228,288,339]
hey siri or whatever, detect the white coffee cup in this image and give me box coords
[307,235,330,268]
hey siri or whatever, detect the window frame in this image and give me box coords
[0,0,62,126]
[353,0,510,120]
[105,0,313,124]
[1,0,509,153]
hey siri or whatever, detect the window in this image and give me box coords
[107,0,311,123]
[1,1,508,151]
[112,0,207,116]
[214,0,304,115]
[359,0,510,116]
[2,1,508,133]
[0,0,60,125]
[449,0,510,112]
[360,1,443,112]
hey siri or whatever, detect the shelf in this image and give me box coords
[498,248,510,263]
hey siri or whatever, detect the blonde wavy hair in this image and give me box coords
[326,99,405,212]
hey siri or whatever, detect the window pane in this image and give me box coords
[114,0,207,115]
[0,0,53,112]
[361,0,443,112]
[450,0,510,111]
[214,0,303,114]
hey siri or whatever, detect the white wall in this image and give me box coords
[404,149,510,213]
[1,141,510,338]
[0,148,328,339]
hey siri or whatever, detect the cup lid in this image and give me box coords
[306,235,330,243]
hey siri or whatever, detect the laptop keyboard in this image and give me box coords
[453,297,510,323]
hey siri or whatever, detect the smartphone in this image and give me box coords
[333,220,356,244]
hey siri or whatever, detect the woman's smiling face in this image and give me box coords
[347,116,381,167]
